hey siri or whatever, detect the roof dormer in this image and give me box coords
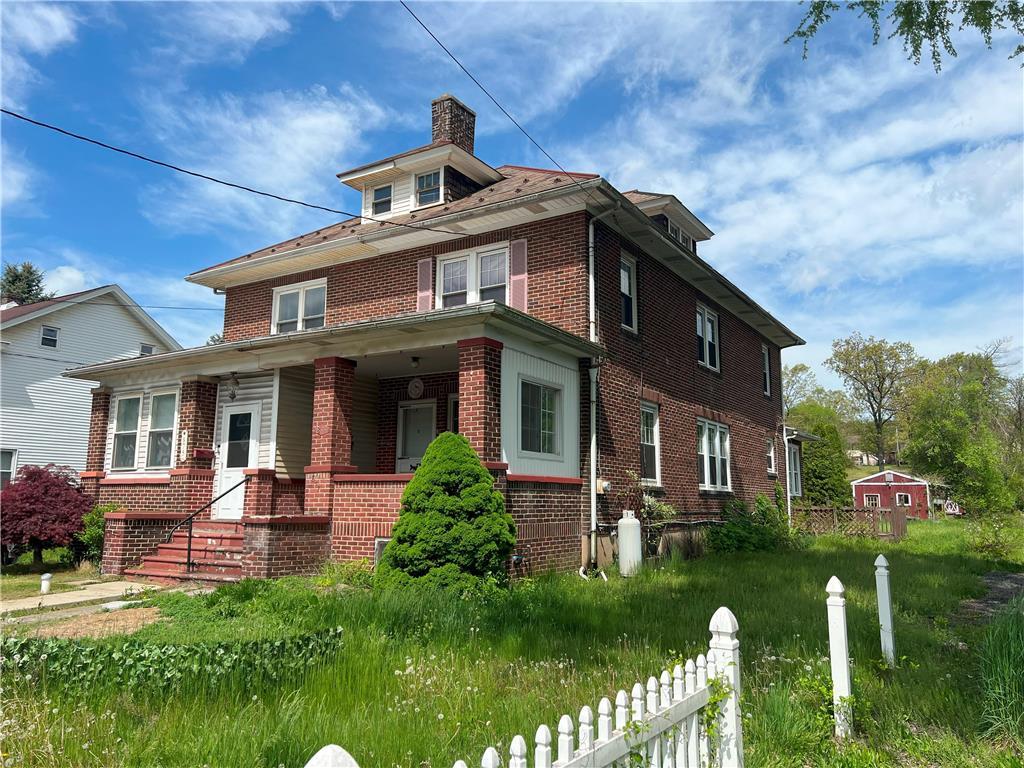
[337,94,504,222]
[623,190,714,253]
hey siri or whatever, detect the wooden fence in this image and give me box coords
[305,607,745,768]
[794,506,907,541]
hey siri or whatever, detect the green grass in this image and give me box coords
[0,550,101,601]
[2,520,1022,767]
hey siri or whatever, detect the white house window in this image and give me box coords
[372,184,392,215]
[697,419,730,492]
[895,492,911,506]
[762,344,771,396]
[437,246,508,308]
[140,343,155,356]
[521,380,558,455]
[447,394,460,433]
[788,443,802,497]
[696,304,719,371]
[0,450,15,489]
[416,170,441,206]
[40,326,59,348]
[668,219,681,242]
[766,438,776,474]
[112,396,142,469]
[620,255,637,332]
[864,493,880,508]
[273,279,326,334]
[146,392,177,468]
[640,402,660,484]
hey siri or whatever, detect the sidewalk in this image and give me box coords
[0,580,155,614]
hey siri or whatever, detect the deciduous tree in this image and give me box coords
[0,465,93,564]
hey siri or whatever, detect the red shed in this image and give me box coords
[851,470,931,520]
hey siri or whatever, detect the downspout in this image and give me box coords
[783,425,793,527]
[588,202,620,568]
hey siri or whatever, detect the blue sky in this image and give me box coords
[2,2,1022,386]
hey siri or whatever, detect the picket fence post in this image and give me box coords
[874,555,895,666]
[826,576,853,739]
[304,745,360,768]
[709,606,744,767]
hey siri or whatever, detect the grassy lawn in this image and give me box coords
[3,519,1022,767]
[0,550,102,602]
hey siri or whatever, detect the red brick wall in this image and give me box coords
[102,513,185,575]
[330,477,409,560]
[241,517,330,578]
[86,388,111,473]
[177,378,218,469]
[376,373,458,472]
[507,480,584,572]
[221,214,589,342]
[457,338,503,464]
[273,479,305,516]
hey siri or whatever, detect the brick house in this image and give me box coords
[69,94,809,583]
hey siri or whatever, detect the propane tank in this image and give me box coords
[618,510,642,577]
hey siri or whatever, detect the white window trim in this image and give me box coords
[788,442,802,497]
[767,437,777,475]
[145,389,180,470]
[111,392,144,471]
[640,401,661,486]
[518,375,563,461]
[40,324,60,349]
[435,243,509,308]
[697,304,720,372]
[447,393,459,433]
[371,182,393,216]
[395,399,437,472]
[620,253,638,333]
[141,343,155,356]
[895,492,912,507]
[698,418,731,492]
[412,167,444,210]
[864,493,881,508]
[271,277,327,335]
[0,448,18,488]
[762,344,771,396]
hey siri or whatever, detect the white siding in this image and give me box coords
[500,342,580,478]
[361,174,415,220]
[1,297,170,473]
[212,372,274,469]
[274,365,313,476]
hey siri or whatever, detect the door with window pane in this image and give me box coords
[215,404,260,520]
[396,402,436,472]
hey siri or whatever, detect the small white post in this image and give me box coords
[826,576,853,739]
[481,747,501,768]
[874,555,895,666]
[40,573,52,594]
[304,745,360,768]
[709,607,744,767]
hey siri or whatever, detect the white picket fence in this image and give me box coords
[306,607,744,768]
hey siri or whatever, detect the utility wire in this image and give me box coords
[399,1,601,208]
[0,107,466,237]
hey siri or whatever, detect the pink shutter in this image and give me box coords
[509,239,528,311]
[416,258,433,311]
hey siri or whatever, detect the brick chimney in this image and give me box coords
[431,94,475,155]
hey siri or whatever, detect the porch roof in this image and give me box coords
[64,302,604,382]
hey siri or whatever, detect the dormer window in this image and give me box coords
[372,184,392,215]
[416,170,441,206]
[667,218,694,252]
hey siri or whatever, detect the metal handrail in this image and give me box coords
[164,475,251,573]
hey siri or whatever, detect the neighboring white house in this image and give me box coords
[0,285,180,485]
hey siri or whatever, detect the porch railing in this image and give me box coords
[163,476,250,573]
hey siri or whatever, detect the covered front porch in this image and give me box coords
[72,303,602,581]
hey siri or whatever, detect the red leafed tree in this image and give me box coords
[1,464,93,565]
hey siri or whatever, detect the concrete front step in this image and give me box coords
[124,566,241,586]
[141,555,242,574]
[158,542,243,560]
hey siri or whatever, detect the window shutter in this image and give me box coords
[416,258,433,311]
[509,239,528,311]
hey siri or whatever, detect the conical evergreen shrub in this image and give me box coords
[375,432,516,592]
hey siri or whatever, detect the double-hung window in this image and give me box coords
[416,169,441,206]
[697,419,730,491]
[696,304,719,371]
[620,255,637,332]
[788,443,802,497]
[640,402,660,484]
[112,396,142,469]
[372,184,392,215]
[766,438,776,474]
[40,326,59,348]
[437,246,508,308]
[146,392,177,468]
[273,279,326,334]
[0,450,15,489]
[521,380,559,455]
[762,344,771,396]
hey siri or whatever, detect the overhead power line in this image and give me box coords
[0,107,465,237]
[3,297,222,312]
[398,1,600,207]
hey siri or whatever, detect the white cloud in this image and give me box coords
[1,141,37,210]
[0,3,80,107]
[137,85,386,240]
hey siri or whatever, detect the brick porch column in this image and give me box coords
[304,356,357,516]
[169,375,219,517]
[81,386,111,495]
[242,468,276,517]
[457,337,503,465]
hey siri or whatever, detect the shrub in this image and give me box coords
[706,494,795,554]
[315,558,374,589]
[0,465,93,565]
[375,432,516,592]
[800,422,852,507]
[76,503,117,566]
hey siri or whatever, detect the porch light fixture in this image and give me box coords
[227,372,239,401]
[410,356,420,369]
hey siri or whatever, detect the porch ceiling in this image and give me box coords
[64,302,604,383]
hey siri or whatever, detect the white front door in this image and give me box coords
[396,401,436,472]
[214,403,261,520]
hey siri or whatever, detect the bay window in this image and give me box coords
[273,279,326,334]
[697,304,719,370]
[112,395,142,469]
[437,246,508,308]
[521,380,559,455]
[697,418,730,491]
